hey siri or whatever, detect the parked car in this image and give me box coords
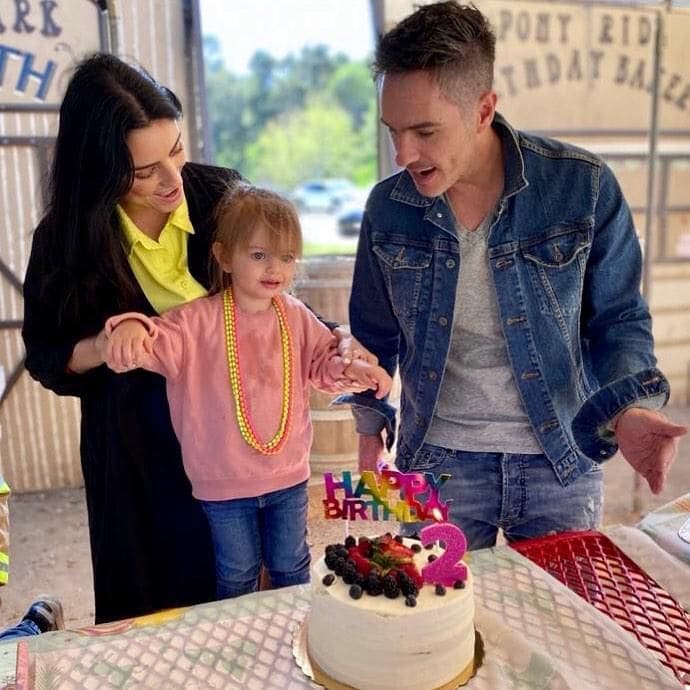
[291,178,356,213]
[336,205,364,237]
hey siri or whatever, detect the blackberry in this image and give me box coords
[364,572,383,596]
[322,574,335,586]
[334,557,347,576]
[344,535,356,549]
[354,572,366,588]
[435,584,446,596]
[453,580,466,590]
[394,534,404,544]
[382,575,400,599]
[325,544,338,555]
[335,546,349,560]
[405,595,418,607]
[425,542,434,550]
[324,552,339,570]
[398,575,418,598]
[349,584,363,600]
[427,554,437,563]
[342,562,358,585]
[411,543,422,553]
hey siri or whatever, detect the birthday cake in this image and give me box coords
[307,532,475,690]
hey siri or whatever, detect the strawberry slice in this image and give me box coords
[400,563,423,589]
[348,547,374,576]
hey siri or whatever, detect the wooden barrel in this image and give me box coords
[293,256,359,479]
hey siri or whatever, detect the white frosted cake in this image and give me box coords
[307,534,475,690]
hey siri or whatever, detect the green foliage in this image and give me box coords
[245,97,360,189]
[203,39,377,187]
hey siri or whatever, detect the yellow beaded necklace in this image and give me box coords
[223,288,293,455]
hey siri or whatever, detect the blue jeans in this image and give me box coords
[398,445,603,550]
[200,481,310,599]
[0,619,41,643]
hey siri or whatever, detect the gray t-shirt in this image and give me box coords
[425,211,542,454]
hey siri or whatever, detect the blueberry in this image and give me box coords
[349,584,363,600]
[322,574,335,586]
[435,584,446,596]
[453,580,466,590]
[405,595,417,607]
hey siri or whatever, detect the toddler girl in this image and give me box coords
[103,184,391,598]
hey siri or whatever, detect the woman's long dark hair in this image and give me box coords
[39,52,182,327]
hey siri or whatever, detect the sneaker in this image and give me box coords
[22,595,64,633]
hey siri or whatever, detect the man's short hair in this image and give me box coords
[373,1,496,104]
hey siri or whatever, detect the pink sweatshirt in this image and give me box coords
[107,292,344,501]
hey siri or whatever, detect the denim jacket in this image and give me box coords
[347,113,669,486]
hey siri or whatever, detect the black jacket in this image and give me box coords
[22,162,241,623]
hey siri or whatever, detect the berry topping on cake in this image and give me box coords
[322,574,335,586]
[404,594,418,607]
[321,535,429,603]
[435,584,446,596]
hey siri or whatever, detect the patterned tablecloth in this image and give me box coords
[1,541,684,690]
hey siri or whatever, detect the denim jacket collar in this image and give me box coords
[388,112,528,211]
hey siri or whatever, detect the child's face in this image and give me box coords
[215,224,298,311]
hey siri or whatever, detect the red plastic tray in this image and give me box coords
[510,530,690,683]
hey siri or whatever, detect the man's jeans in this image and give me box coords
[398,444,603,550]
[0,619,40,643]
[200,481,310,599]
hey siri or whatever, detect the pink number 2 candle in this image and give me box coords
[420,522,468,587]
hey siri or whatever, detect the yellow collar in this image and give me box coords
[117,199,194,254]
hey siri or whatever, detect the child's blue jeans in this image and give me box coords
[200,480,310,599]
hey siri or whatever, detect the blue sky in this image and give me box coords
[199,0,375,73]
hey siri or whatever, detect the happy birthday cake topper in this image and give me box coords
[322,467,451,522]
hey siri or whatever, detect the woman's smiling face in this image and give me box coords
[120,118,186,228]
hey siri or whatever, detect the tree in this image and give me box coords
[245,98,361,189]
[327,61,375,130]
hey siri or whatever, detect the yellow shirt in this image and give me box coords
[117,200,207,314]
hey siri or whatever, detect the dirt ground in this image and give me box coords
[1,406,688,630]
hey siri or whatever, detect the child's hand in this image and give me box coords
[103,320,152,373]
[344,359,393,400]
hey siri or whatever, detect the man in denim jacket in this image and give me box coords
[349,1,687,549]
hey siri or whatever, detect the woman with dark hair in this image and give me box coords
[22,52,237,623]
[22,53,372,624]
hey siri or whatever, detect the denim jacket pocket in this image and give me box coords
[372,235,432,323]
[521,224,592,316]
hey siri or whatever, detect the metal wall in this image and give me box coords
[0,0,206,492]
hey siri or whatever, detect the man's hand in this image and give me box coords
[333,326,378,366]
[358,434,384,473]
[615,408,688,494]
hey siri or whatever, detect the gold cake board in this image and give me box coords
[293,616,484,690]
